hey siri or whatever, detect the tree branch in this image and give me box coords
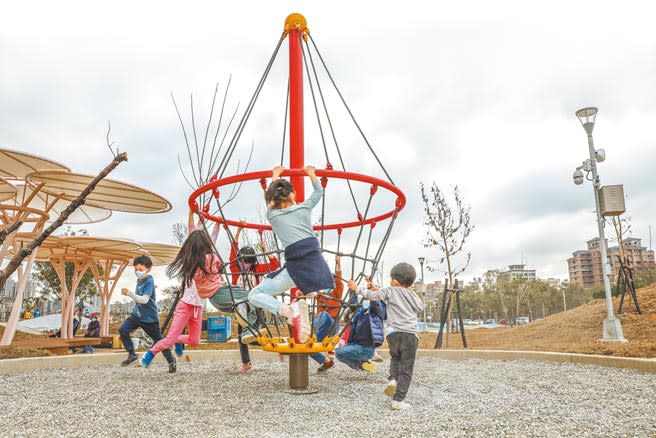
[0,221,23,246]
[0,152,128,290]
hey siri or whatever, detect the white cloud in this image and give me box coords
[2,0,656,302]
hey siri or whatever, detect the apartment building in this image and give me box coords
[568,237,655,287]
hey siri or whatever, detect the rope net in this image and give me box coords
[180,25,405,354]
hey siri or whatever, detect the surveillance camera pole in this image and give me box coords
[579,109,626,342]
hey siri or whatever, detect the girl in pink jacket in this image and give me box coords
[140,211,222,370]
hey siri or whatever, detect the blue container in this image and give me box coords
[207,316,232,343]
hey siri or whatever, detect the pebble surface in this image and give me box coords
[0,357,654,437]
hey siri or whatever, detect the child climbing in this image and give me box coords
[349,262,423,411]
[334,298,386,372]
[220,222,281,372]
[311,254,344,373]
[140,210,219,370]
[245,165,334,342]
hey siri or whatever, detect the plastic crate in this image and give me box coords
[207,316,231,343]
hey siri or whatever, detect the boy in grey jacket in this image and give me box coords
[348,262,424,410]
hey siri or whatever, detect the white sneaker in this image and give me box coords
[384,379,397,397]
[391,400,411,410]
[296,300,311,342]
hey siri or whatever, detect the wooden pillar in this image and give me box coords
[92,259,128,337]
[0,249,38,345]
[53,257,91,339]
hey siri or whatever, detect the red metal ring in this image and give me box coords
[189,169,405,231]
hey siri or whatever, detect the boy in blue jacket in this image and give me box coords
[334,299,386,372]
[119,255,176,372]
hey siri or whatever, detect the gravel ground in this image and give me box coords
[0,357,654,437]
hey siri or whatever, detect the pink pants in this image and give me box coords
[151,301,202,355]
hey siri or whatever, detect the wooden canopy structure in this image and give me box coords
[1,148,173,345]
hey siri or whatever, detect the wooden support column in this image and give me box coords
[52,256,92,339]
[0,249,38,345]
[91,259,129,337]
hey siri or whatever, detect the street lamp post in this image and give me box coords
[574,107,626,342]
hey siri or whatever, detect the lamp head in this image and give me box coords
[573,169,585,185]
[595,148,606,163]
[418,257,425,265]
[576,107,598,135]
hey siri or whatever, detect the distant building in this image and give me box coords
[412,280,443,304]
[0,277,37,299]
[567,237,655,287]
[498,264,536,282]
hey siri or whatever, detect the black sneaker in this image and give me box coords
[168,358,177,374]
[316,358,334,373]
[121,354,138,366]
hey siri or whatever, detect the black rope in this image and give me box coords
[308,34,395,185]
[300,34,330,165]
[280,79,290,166]
[350,188,376,276]
[304,37,361,217]
[216,32,286,179]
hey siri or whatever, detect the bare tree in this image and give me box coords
[420,182,473,287]
[609,215,631,265]
[171,222,188,246]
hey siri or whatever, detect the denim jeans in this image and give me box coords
[310,311,336,364]
[208,285,258,326]
[247,268,296,314]
[335,343,375,370]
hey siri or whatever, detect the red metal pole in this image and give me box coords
[288,27,305,202]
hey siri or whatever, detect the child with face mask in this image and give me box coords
[119,255,176,372]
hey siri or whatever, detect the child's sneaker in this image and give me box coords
[139,351,154,368]
[384,379,397,397]
[316,358,335,373]
[168,357,177,374]
[371,352,384,362]
[391,400,411,410]
[121,353,138,366]
[360,361,377,372]
[174,343,185,358]
[288,301,302,342]
[296,300,311,343]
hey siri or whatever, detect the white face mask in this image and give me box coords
[135,271,147,279]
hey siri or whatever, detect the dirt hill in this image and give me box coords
[422,284,656,358]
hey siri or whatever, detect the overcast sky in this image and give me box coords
[3,1,656,303]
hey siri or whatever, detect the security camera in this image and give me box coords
[595,149,606,162]
[573,169,585,185]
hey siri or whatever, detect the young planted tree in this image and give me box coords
[421,182,473,348]
[420,183,473,287]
